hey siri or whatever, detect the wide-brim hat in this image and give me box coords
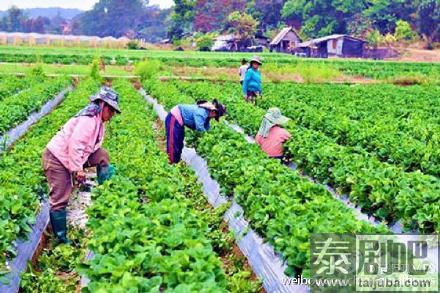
[90,86,121,113]
[265,107,288,125]
[199,99,226,121]
[250,55,263,65]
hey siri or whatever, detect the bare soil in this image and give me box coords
[392,47,440,63]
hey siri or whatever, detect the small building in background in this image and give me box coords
[212,34,238,52]
[255,32,269,48]
[269,27,302,53]
[296,34,366,58]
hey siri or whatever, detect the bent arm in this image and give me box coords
[68,117,97,172]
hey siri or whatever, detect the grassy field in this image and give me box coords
[0,46,439,84]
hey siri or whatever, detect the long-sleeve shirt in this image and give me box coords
[242,68,262,95]
[171,105,211,132]
[255,126,291,157]
[239,65,248,81]
[47,115,105,172]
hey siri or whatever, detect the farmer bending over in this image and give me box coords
[242,56,262,103]
[166,99,226,164]
[256,107,291,163]
[42,87,120,244]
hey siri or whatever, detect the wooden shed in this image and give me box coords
[269,27,302,53]
[296,34,366,58]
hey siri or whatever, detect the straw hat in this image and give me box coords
[250,55,263,65]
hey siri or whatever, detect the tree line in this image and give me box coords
[0,1,170,43]
[170,0,439,48]
[0,0,438,48]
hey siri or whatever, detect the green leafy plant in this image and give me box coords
[163,79,440,233]
[135,59,162,80]
[143,78,387,277]
[89,57,102,82]
[0,77,71,136]
[81,80,260,291]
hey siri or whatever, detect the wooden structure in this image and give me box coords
[269,27,302,53]
[296,34,366,58]
[255,33,269,47]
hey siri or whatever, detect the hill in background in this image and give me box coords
[0,7,83,20]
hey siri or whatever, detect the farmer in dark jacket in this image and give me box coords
[242,56,263,103]
[165,99,226,163]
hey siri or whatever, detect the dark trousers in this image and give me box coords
[165,113,185,164]
[246,91,258,102]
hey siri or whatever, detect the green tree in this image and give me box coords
[168,0,196,38]
[363,0,416,34]
[415,0,439,48]
[366,29,383,48]
[196,33,215,51]
[78,0,148,37]
[394,20,416,41]
[282,0,368,38]
[227,11,259,48]
[246,0,287,30]
[0,6,26,32]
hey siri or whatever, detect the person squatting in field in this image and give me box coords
[165,99,226,164]
[256,107,292,163]
[42,87,120,244]
[242,55,263,103]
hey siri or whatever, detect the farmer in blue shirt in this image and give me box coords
[165,99,226,163]
[242,56,263,103]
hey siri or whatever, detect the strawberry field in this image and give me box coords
[0,54,438,292]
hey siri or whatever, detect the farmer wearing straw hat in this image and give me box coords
[255,107,291,162]
[166,99,226,164]
[242,55,263,103]
[42,86,120,244]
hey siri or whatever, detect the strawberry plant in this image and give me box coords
[163,80,440,233]
[142,78,387,278]
[81,80,259,292]
[0,77,71,136]
[0,76,37,102]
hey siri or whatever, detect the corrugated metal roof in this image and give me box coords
[298,34,365,47]
[270,27,299,45]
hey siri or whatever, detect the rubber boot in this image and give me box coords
[97,164,115,185]
[49,210,70,244]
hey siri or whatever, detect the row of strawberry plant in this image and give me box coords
[0,79,99,277]
[190,80,440,177]
[165,80,440,233]
[0,76,71,136]
[81,80,259,292]
[260,83,440,177]
[0,75,38,102]
[142,78,386,278]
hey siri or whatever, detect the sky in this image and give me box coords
[0,0,174,11]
